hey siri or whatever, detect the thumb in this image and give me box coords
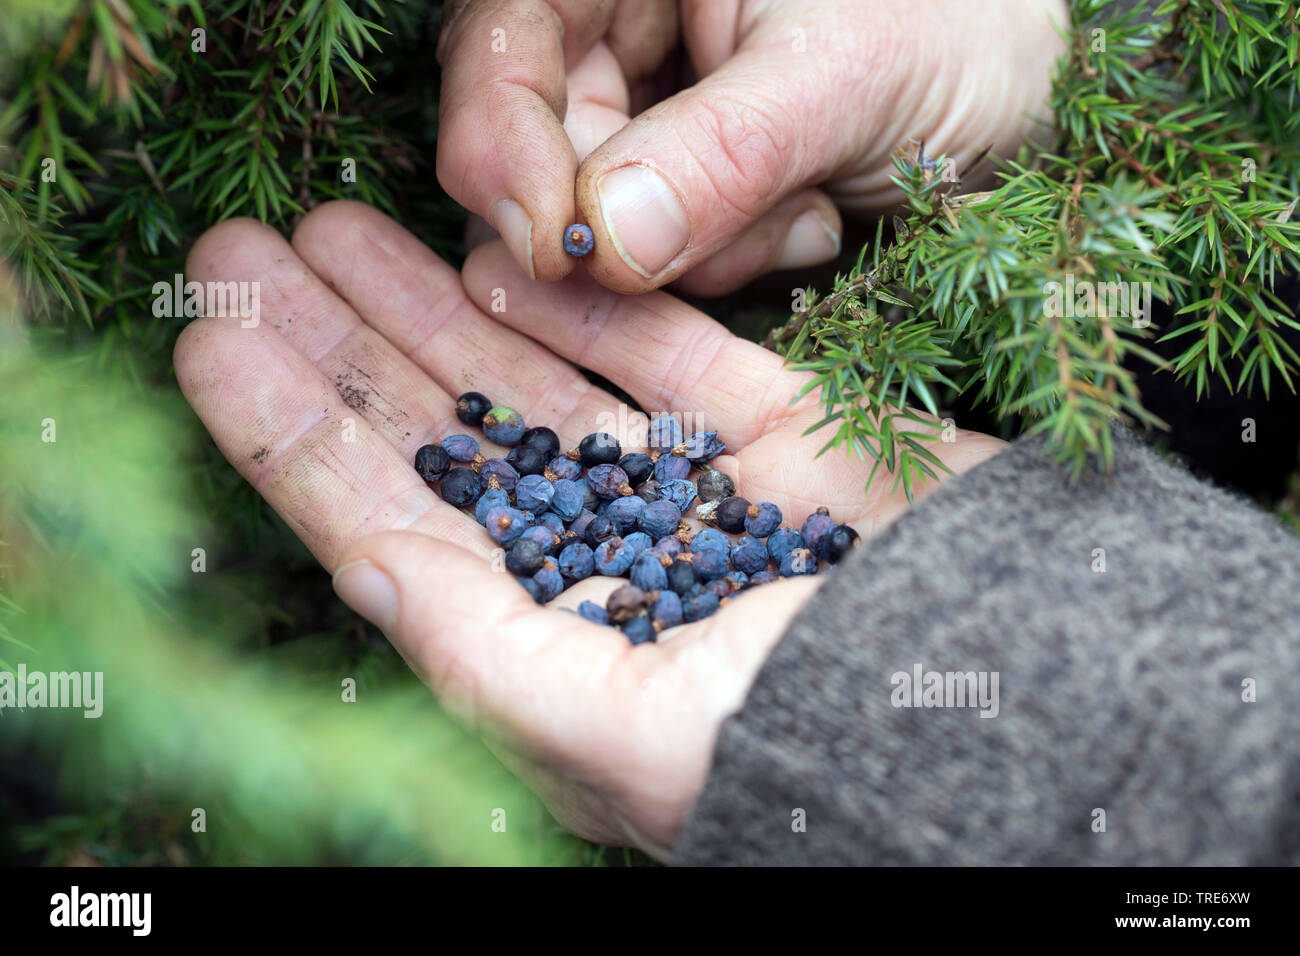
[575,48,861,293]
[331,530,625,742]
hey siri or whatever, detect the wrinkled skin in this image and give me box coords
[436,0,1069,293]
[177,203,1006,859]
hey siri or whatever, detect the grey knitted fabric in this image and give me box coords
[674,428,1300,865]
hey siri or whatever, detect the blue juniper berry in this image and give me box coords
[606,495,646,534]
[825,524,861,564]
[506,538,546,576]
[622,616,655,645]
[651,590,683,630]
[505,443,547,476]
[712,496,750,534]
[617,452,654,486]
[630,551,669,592]
[730,536,770,575]
[441,434,481,463]
[724,570,750,591]
[482,406,526,446]
[567,510,596,539]
[519,426,561,459]
[533,564,565,602]
[767,526,804,563]
[689,527,730,554]
[479,458,519,493]
[475,487,512,525]
[675,431,725,462]
[577,600,608,625]
[549,478,584,521]
[666,559,699,595]
[515,474,555,513]
[577,432,621,467]
[455,391,492,427]
[563,223,595,257]
[633,479,660,503]
[557,542,595,581]
[544,456,582,481]
[594,536,636,576]
[588,463,633,499]
[695,468,735,502]
[575,476,599,512]
[744,501,782,538]
[657,478,697,513]
[638,499,681,539]
[647,415,683,451]
[682,590,721,623]
[800,509,837,559]
[653,452,691,483]
[438,468,482,507]
[520,524,560,555]
[536,512,566,537]
[485,506,530,545]
[622,531,653,556]
[653,535,684,560]
[692,547,730,581]
[779,547,818,577]
[414,444,452,484]
[583,514,616,548]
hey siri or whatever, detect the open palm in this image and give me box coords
[176,201,1003,859]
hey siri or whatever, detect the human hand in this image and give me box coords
[176,201,1005,859]
[436,0,1068,294]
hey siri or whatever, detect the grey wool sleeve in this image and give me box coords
[673,428,1300,865]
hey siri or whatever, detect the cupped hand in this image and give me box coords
[175,201,1004,859]
[436,0,1068,294]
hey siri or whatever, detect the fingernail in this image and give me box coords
[774,210,841,270]
[333,558,398,633]
[596,164,690,277]
[492,199,535,279]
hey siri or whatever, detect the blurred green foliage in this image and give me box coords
[0,0,615,866]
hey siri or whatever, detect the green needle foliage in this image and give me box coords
[768,0,1300,490]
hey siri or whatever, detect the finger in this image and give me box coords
[561,42,842,295]
[461,239,814,445]
[562,41,629,163]
[186,218,459,462]
[604,0,679,83]
[334,528,823,858]
[332,531,643,758]
[669,188,841,297]
[290,202,623,449]
[174,318,487,571]
[575,46,868,292]
[436,0,615,281]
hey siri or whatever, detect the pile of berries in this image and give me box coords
[414,392,861,645]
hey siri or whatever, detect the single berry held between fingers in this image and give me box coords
[563,223,595,257]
